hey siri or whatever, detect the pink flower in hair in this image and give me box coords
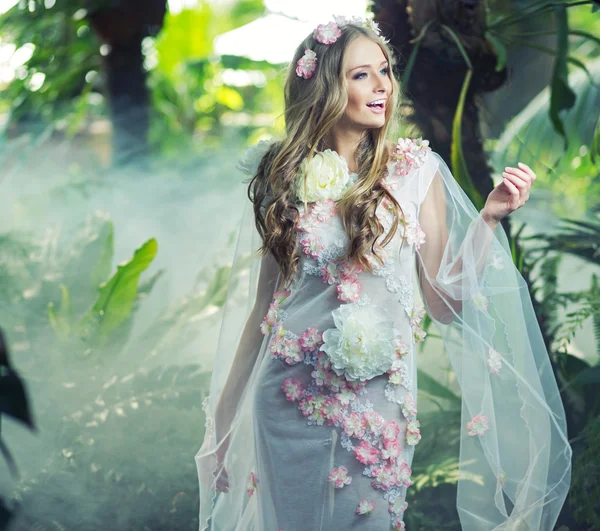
[296,49,318,79]
[314,21,342,44]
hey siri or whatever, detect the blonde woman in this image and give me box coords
[195,16,571,531]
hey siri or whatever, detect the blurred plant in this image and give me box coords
[0,328,36,530]
[492,58,600,215]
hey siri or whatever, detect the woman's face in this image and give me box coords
[340,36,392,131]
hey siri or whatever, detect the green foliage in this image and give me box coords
[569,416,600,528]
[492,59,600,215]
[0,0,104,133]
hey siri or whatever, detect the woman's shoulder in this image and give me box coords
[236,138,280,178]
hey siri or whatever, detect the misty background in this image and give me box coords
[0,0,599,530]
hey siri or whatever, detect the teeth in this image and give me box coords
[368,100,385,107]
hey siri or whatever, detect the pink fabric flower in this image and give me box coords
[389,496,408,515]
[364,411,385,434]
[328,466,352,488]
[354,440,379,465]
[314,21,342,44]
[371,465,396,490]
[382,420,400,442]
[392,520,406,531]
[336,387,356,406]
[401,394,417,419]
[467,414,490,436]
[272,290,291,305]
[296,49,317,79]
[299,327,323,351]
[322,397,344,424]
[413,327,427,344]
[245,471,258,496]
[406,223,426,249]
[382,440,402,462]
[300,234,323,258]
[356,499,376,515]
[394,338,409,357]
[298,210,319,232]
[281,378,303,402]
[336,278,361,302]
[393,137,431,176]
[338,261,363,280]
[320,261,338,284]
[406,419,421,446]
[311,199,337,221]
[343,412,367,438]
[311,366,331,387]
[328,373,345,392]
[394,461,412,487]
[488,347,503,374]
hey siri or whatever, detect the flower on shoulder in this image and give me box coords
[328,466,352,488]
[356,499,376,515]
[393,137,431,177]
[295,149,351,203]
[467,414,490,437]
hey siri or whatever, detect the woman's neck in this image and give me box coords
[321,129,364,174]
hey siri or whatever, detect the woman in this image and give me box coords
[195,16,571,531]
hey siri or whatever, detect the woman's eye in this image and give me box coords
[354,67,389,80]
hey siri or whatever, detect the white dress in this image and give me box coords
[195,139,571,531]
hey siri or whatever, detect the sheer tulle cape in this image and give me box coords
[195,141,571,530]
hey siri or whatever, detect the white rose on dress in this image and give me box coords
[320,302,398,381]
[295,149,351,203]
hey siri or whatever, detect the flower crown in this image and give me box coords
[296,15,390,80]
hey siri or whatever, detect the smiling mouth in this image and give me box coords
[366,102,385,109]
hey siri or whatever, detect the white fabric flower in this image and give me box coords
[320,302,398,381]
[236,139,273,176]
[295,149,351,203]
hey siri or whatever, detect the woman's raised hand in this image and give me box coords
[482,162,537,224]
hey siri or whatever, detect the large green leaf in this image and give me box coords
[492,57,600,211]
[80,238,158,346]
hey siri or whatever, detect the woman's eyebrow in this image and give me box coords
[347,60,388,73]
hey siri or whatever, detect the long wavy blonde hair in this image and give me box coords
[249,21,405,289]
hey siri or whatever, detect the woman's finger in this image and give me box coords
[504,166,531,184]
[502,177,520,198]
[502,172,528,190]
[517,162,536,180]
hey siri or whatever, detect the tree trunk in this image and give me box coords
[372,0,510,235]
[87,0,167,167]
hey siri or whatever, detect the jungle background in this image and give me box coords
[0,0,598,529]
